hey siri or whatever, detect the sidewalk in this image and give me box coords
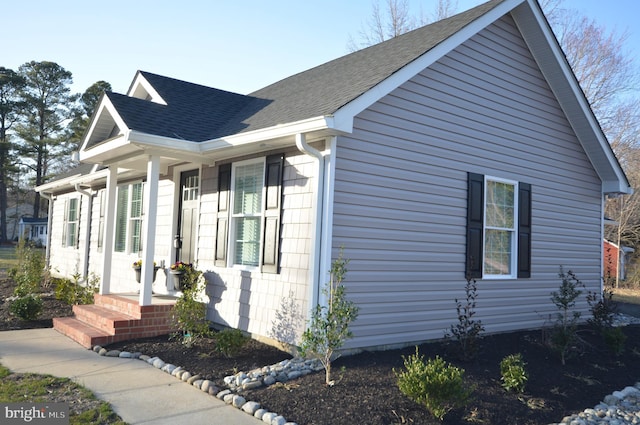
[0,328,262,425]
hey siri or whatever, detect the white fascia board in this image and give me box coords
[126,72,167,105]
[35,174,83,193]
[603,180,634,195]
[128,130,202,153]
[513,0,631,194]
[199,116,339,151]
[79,96,131,153]
[79,133,131,162]
[333,0,524,130]
[35,166,106,193]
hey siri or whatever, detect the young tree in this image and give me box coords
[0,67,25,243]
[15,61,79,218]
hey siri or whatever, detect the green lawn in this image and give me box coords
[0,364,127,425]
[611,287,640,305]
[0,247,17,272]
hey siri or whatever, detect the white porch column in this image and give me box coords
[139,155,160,306]
[100,165,118,294]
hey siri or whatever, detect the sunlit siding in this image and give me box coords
[201,148,315,346]
[332,15,603,350]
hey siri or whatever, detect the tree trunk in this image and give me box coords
[0,124,7,242]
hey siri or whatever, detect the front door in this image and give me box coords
[176,170,199,264]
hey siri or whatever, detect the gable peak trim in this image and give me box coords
[126,71,167,105]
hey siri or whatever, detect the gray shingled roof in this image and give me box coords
[109,74,256,141]
[106,0,504,141]
[225,0,505,136]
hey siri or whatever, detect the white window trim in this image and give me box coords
[482,175,519,279]
[229,157,266,270]
[64,197,79,249]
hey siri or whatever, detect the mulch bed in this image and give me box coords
[2,275,640,424]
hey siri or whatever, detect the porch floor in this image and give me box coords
[53,293,178,348]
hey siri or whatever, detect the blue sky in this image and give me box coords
[4,0,638,96]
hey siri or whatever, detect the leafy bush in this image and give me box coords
[299,249,359,386]
[54,273,98,305]
[500,353,528,393]
[444,276,484,361]
[10,295,43,320]
[395,348,471,420]
[586,287,616,330]
[215,328,247,357]
[171,268,211,346]
[550,267,584,365]
[10,240,45,297]
[602,327,627,355]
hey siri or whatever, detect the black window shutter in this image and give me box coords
[517,182,532,278]
[215,164,231,267]
[466,173,484,279]
[261,154,284,274]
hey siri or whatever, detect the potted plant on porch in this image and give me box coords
[169,261,191,290]
[132,259,160,283]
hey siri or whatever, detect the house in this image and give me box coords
[17,217,48,247]
[37,0,631,351]
[603,239,635,282]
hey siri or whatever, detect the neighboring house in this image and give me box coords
[36,0,631,352]
[18,217,48,247]
[603,240,634,282]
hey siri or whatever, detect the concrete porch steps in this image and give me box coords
[53,294,177,348]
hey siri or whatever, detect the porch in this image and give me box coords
[53,293,178,348]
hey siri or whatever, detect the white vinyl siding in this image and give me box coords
[331,15,603,350]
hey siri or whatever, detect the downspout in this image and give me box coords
[295,133,327,314]
[75,184,94,283]
[39,192,53,268]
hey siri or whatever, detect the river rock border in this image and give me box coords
[91,344,320,425]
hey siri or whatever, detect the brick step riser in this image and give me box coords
[72,307,176,335]
[94,294,144,318]
[72,307,140,335]
[54,317,178,349]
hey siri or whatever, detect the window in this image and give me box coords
[232,160,264,267]
[215,154,284,273]
[484,179,516,276]
[466,173,531,279]
[114,182,144,253]
[62,198,79,248]
[97,190,105,252]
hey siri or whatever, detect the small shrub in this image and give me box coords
[300,249,359,385]
[11,240,45,297]
[171,268,211,346]
[550,267,584,365]
[395,348,471,421]
[500,353,528,393]
[215,328,247,357]
[54,273,98,305]
[444,276,484,361]
[587,287,616,330]
[602,327,626,356]
[10,295,43,320]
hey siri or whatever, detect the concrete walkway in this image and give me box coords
[0,328,262,425]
